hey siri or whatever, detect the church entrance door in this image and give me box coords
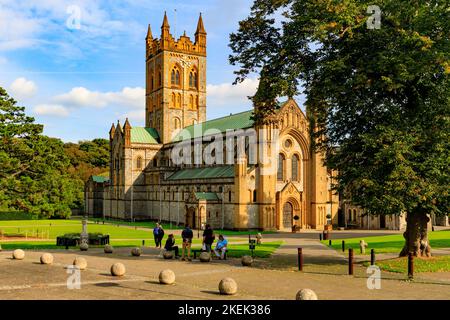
[283,202,293,229]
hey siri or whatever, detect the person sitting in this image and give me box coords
[202,224,215,253]
[214,235,228,260]
[164,234,179,258]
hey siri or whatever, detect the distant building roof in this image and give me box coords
[172,110,254,142]
[166,165,235,180]
[131,127,160,144]
[194,192,219,201]
[92,176,109,183]
[171,100,289,143]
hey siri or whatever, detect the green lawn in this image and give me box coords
[365,256,450,273]
[322,230,450,255]
[220,241,282,258]
[0,219,269,254]
[88,217,276,236]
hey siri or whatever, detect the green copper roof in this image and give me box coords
[172,110,254,142]
[131,127,160,144]
[92,176,109,183]
[194,192,219,201]
[167,165,235,180]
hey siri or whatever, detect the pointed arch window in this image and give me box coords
[277,154,285,181]
[174,117,181,130]
[189,70,198,88]
[171,66,181,87]
[292,154,300,181]
[177,93,182,108]
[189,95,194,109]
[136,156,143,170]
[171,93,176,108]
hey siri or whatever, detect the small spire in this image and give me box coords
[109,123,116,138]
[124,118,131,129]
[195,13,206,34]
[116,120,122,132]
[162,11,170,29]
[183,30,186,37]
[146,24,153,40]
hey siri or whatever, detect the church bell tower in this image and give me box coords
[145,12,207,144]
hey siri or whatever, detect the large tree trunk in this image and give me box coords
[399,213,431,257]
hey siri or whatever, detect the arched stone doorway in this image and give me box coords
[186,207,196,228]
[283,202,294,229]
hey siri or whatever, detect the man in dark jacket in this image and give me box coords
[153,223,160,248]
[164,234,179,258]
[202,224,215,252]
[181,225,193,261]
[157,225,165,249]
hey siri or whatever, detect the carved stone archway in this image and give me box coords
[276,182,303,231]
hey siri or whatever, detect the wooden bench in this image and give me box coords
[192,249,228,260]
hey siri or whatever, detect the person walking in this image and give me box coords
[214,235,228,260]
[164,234,179,258]
[181,225,193,261]
[202,224,215,253]
[153,223,160,248]
[157,224,165,249]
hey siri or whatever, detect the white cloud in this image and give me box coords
[122,109,145,124]
[53,86,145,109]
[207,78,258,107]
[33,104,70,117]
[0,1,143,53]
[9,77,38,99]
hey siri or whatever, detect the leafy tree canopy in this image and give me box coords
[229,0,449,256]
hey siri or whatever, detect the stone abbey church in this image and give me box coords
[85,13,413,231]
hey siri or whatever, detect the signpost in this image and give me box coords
[249,239,256,258]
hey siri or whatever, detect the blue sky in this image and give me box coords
[0,0,266,142]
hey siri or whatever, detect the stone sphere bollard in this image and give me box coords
[159,269,176,285]
[12,249,25,260]
[104,244,113,254]
[199,252,211,262]
[163,251,174,259]
[73,257,87,270]
[241,255,253,267]
[111,263,126,276]
[131,247,141,257]
[219,277,238,295]
[40,253,54,265]
[296,289,318,300]
[80,243,89,251]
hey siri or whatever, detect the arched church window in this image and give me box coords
[277,154,285,181]
[189,95,194,109]
[171,66,181,87]
[189,70,198,88]
[253,190,257,202]
[177,93,182,108]
[171,93,176,108]
[136,157,143,169]
[174,117,181,130]
[292,154,300,181]
[158,70,162,87]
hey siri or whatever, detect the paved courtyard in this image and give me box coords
[1,236,449,300]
